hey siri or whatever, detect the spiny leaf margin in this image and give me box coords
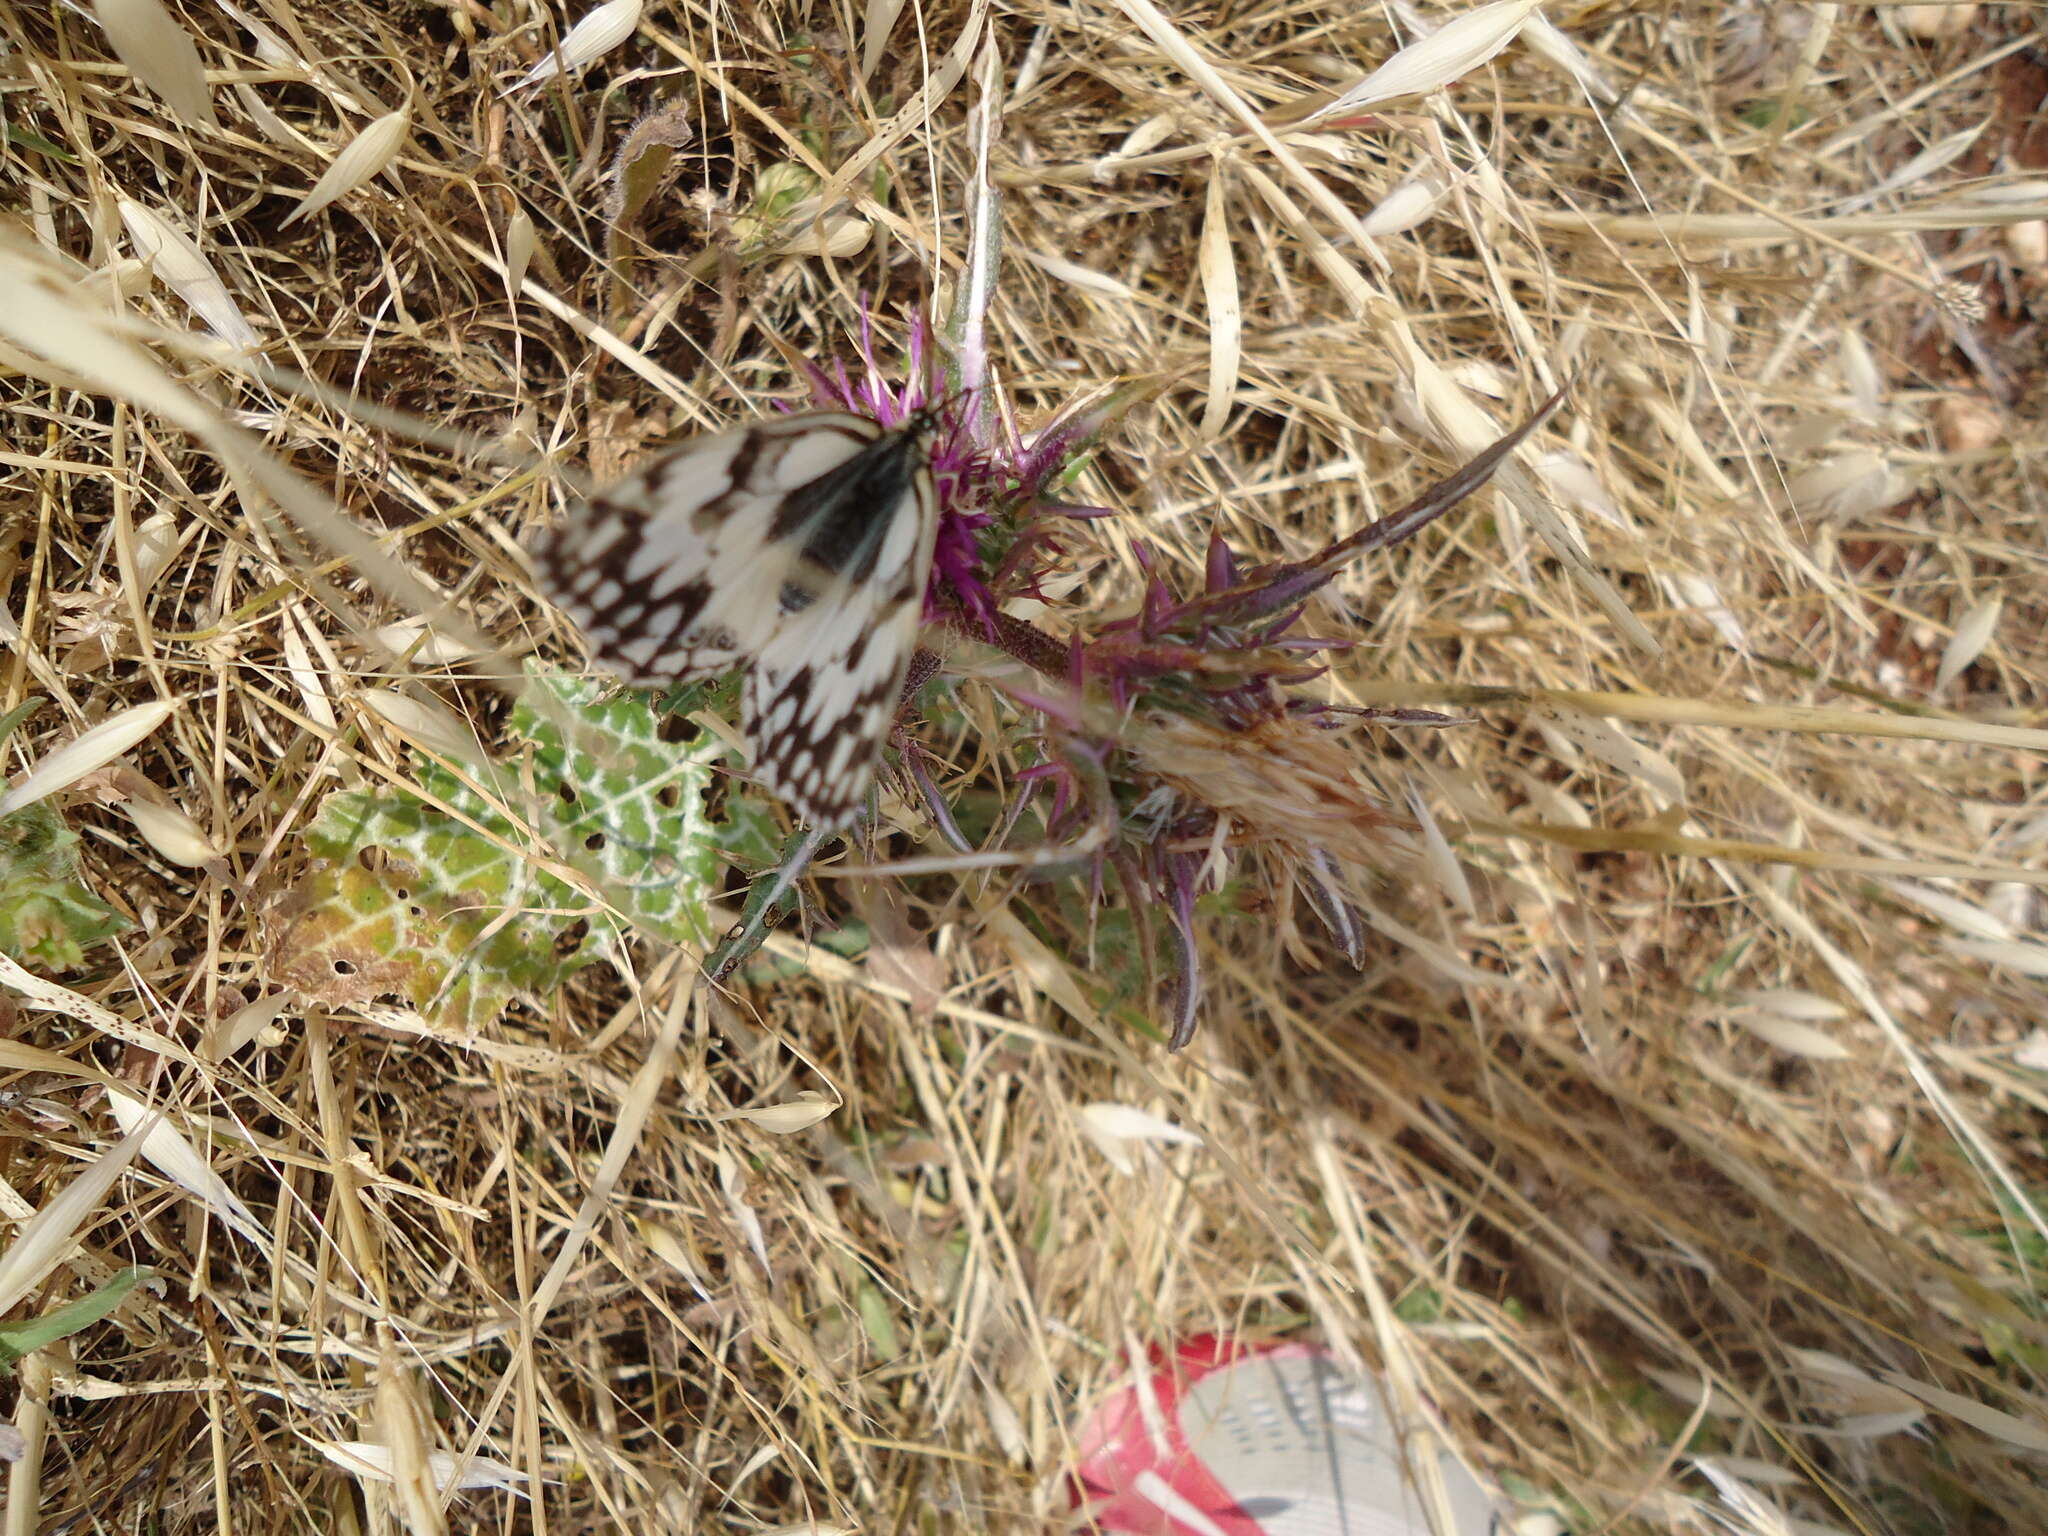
[263,665,731,1029]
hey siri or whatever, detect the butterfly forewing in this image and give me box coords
[532,408,938,827]
[533,413,883,686]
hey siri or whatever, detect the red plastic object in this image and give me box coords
[1071,1335,1498,1536]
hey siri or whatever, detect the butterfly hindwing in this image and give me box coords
[746,440,938,825]
[533,408,938,827]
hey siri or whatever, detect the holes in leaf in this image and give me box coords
[584,832,606,852]
[657,712,698,744]
[332,959,356,977]
[554,918,589,958]
[655,784,682,809]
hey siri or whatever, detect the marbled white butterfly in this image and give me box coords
[532,407,940,828]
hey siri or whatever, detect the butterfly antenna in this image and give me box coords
[706,823,833,983]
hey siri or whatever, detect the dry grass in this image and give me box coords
[2,0,2046,1531]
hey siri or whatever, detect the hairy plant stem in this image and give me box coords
[938,601,1071,680]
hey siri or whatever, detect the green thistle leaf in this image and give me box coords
[507,668,727,941]
[263,666,731,1030]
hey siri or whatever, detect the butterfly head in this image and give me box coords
[883,386,971,450]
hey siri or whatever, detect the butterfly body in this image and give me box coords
[533,409,939,828]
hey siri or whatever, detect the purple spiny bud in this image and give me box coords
[1205,533,1237,594]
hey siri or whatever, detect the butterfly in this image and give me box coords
[531,407,941,828]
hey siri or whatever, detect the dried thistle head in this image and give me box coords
[1127,710,1400,872]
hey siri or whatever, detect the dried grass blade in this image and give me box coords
[0,698,180,816]
[0,1123,149,1317]
[1946,938,2048,978]
[709,1094,840,1134]
[1663,571,1747,652]
[1077,1103,1201,1174]
[373,1352,443,1536]
[859,0,910,83]
[1407,785,1475,916]
[0,212,509,689]
[1883,879,2012,941]
[358,689,484,763]
[1309,0,1545,123]
[1538,706,1685,807]
[1876,1371,2048,1453]
[0,953,202,1068]
[92,0,218,129]
[1728,1011,1850,1060]
[817,0,990,215]
[1844,119,1990,211]
[280,108,412,229]
[116,198,257,350]
[1738,870,2048,1250]
[507,0,644,92]
[1196,165,1241,440]
[1837,330,1884,419]
[1729,990,1846,1021]
[311,1441,532,1497]
[131,511,183,593]
[1408,364,1660,653]
[504,210,536,309]
[1015,249,1136,299]
[1521,13,1616,103]
[1934,595,2001,692]
[1237,162,1374,314]
[1360,172,1450,237]
[104,1090,270,1250]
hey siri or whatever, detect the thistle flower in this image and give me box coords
[766,294,1568,1046]
[724,137,1571,1045]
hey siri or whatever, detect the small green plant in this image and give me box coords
[0,803,132,969]
[0,1267,149,1373]
[263,666,748,1030]
[0,698,130,972]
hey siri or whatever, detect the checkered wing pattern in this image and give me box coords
[532,410,938,827]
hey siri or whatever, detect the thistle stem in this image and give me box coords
[938,601,1070,679]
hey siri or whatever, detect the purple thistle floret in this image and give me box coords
[797,306,1123,636]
